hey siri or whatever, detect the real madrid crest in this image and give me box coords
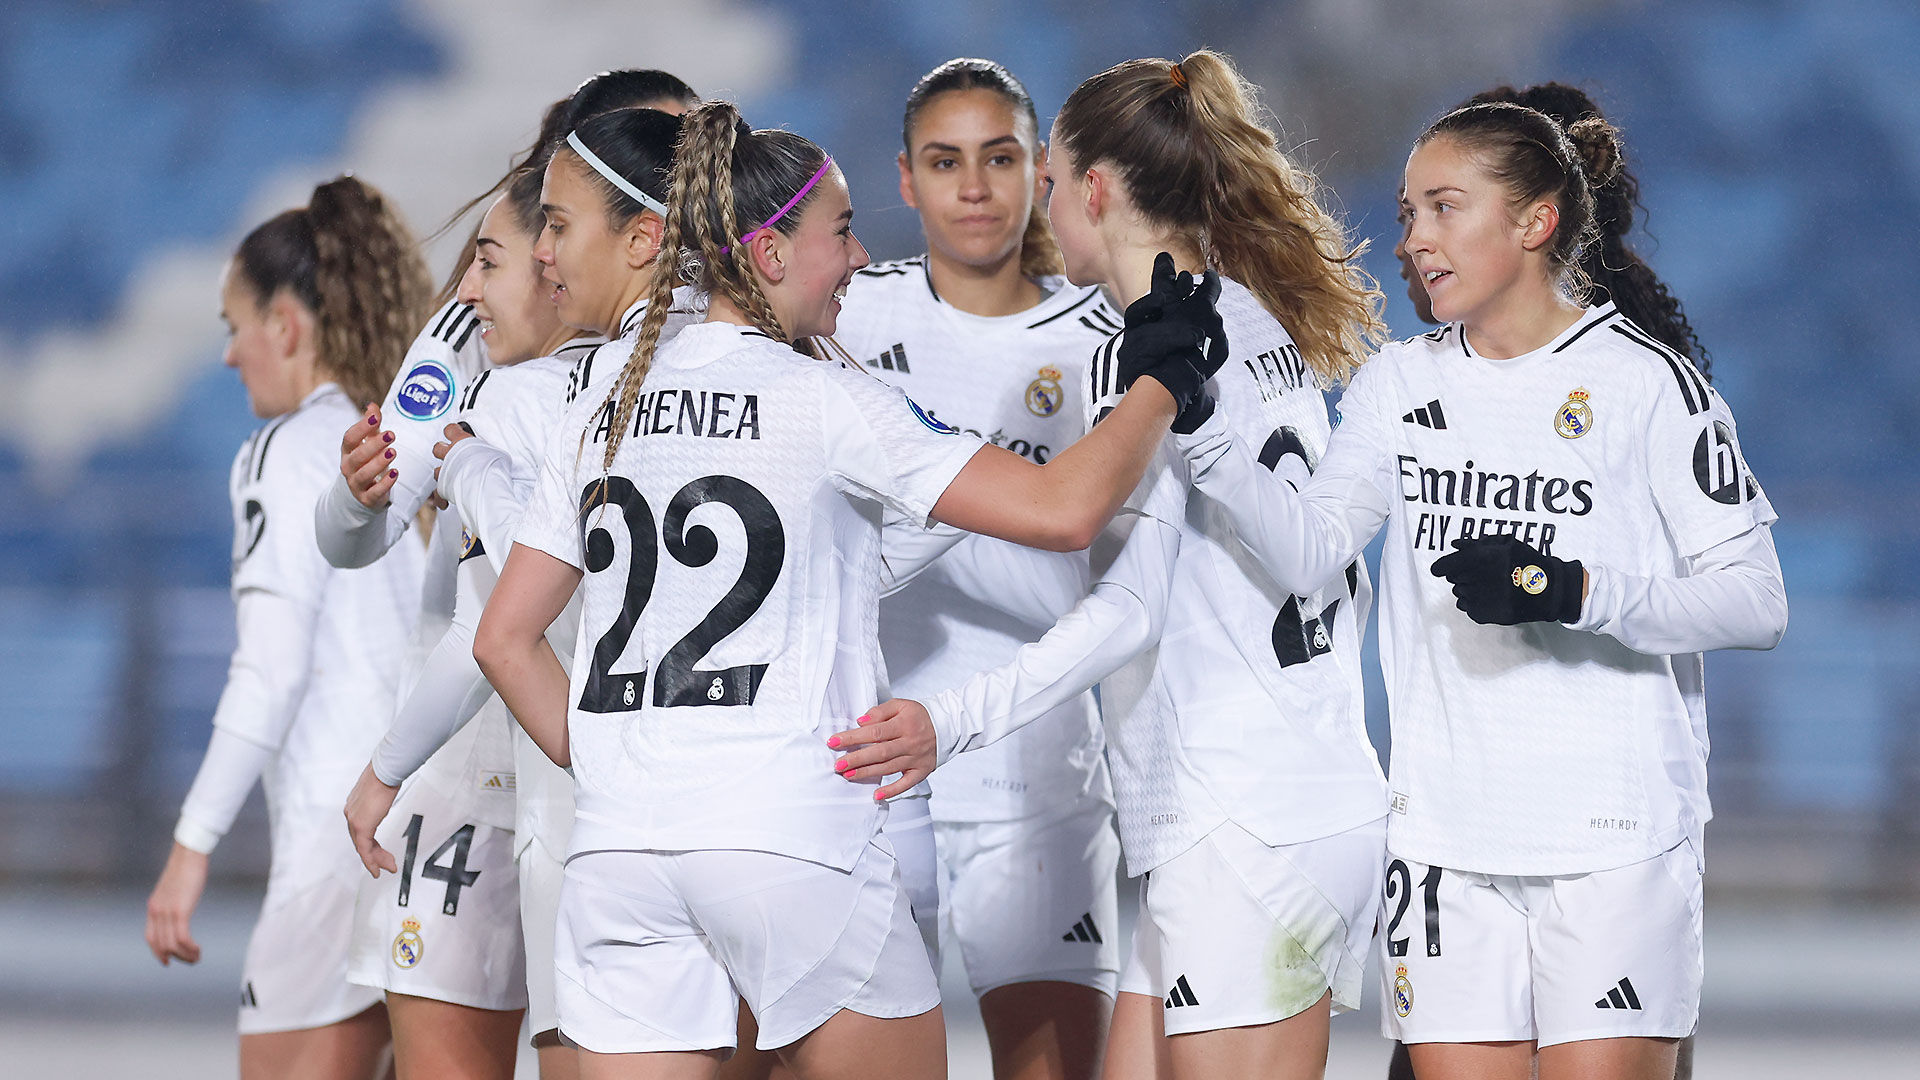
[1555,387,1593,439]
[1513,564,1548,595]
[1393,962,1414,1017]
[1026,366,1064,418]
[392,917,424,969]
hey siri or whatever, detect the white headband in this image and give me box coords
[566,131,668,217]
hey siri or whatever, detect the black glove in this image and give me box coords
[1429,535,1584,626]
[1117,253,1228,433]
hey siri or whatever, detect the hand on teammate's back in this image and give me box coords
[1430,535,1586,626]
[144,842,209,966]
[340,404,399,510]
[1117,252,1228,433]
[828,700,939,801]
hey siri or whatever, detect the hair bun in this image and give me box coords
[1565,116,1622,189]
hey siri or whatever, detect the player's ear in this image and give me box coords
[749,230,787,286]
[266,288,309,362]
[1083,166,1107,224]
[1032,142,1050,205]
[624,212,666,271]
[1519,200,1559,253]
[897,151,917,210]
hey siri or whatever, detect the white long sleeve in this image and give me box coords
[437,436,527,578]
[878,512,967,597]
[173,728,274,853]
[921,509,1181,763]
[369,610,494,785]
[171,588,315,852]
[1574,523,1788,653]
[1176,403,1393,597]
[314,473,408,569]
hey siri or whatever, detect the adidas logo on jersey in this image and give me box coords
[1164,974,1200,1008]
[1402,400,1448,429]
[1594,977,1643,1010]
[1061,912,1104,943]
[868,343,911,373]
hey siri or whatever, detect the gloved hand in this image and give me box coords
[1429,535,1585,625]
[1117,252,1228,433]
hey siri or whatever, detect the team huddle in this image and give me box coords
[141,49,1785,1080]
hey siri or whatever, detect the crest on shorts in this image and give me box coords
[1555,387,1593,439]
[392,917,424,969]
[1026,366,1064,418]
[1513,564,1548,595]
[1393,962,1414,1017]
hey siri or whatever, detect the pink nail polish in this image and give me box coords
[856,714,873,726]
[874,790,886,802]
[835,759,850,773]
[827,735,841,749]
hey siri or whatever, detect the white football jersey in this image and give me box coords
[515,321,983,871]
[383,299,494,523]
[1086,279,1388,874]
[229,384,424,889]
[1330,304,1774,875]
[451,294,701,853]
[834,257,1116,821]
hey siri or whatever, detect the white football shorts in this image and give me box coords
[937,794,1121,997]
[1379,838,1703,1048]
[519,830,567,1042]
[554,835,941,1055]
[347,791,525,1012]
[1120,816,1386,1036]
[240,858,386,1035]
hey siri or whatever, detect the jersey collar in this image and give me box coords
[1456,302,1619,363]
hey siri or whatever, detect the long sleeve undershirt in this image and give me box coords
[172,589,316,852]
[921,509,1182,764]
[1174,408,1787,656]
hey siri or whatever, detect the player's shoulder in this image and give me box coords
[405,300,488,376]
[851,255,931,291]
[1569,308,1718,416]
[233,385,355,492]
[1019,279,1122,343]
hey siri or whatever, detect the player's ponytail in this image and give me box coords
[232,175,432,410]
[429,69,702,304]
[1055,49,1384,386]
[903,58,1063,278]
[598,101,830,470]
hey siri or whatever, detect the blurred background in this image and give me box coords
[2,0,1914,1075]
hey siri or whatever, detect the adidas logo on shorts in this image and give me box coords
[1594,977,1643,1011]
[1061,912,1104,944]
[1163,974,1199,1009]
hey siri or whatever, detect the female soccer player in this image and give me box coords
[831,57,1124,1080]
[837,50,1393,1080]
[473,100,1217,1079]
[144,175,432,1080]
[1154,103,1785,1080]
[338,100,696,1080]
[340,167,581,1080]
[1385,81,1714,1080]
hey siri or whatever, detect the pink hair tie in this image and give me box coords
[722,156,835,255]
